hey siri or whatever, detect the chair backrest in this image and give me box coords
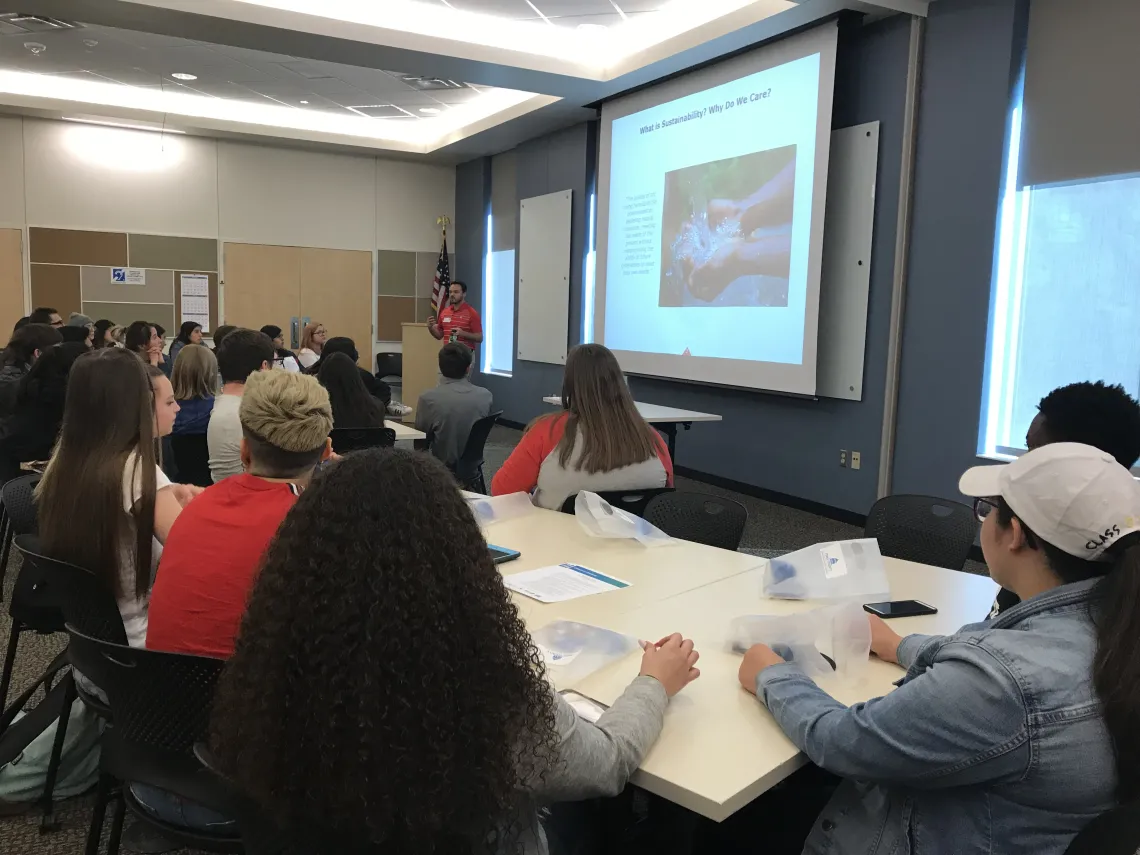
[375,352,402,380]
[644,491,748,550]
[66,626,228,805]
[2,473,40,535]
[454,410,502,484]
[864,494,978,571]
[329,427,396,454]
[15,534,126,645]
[1064,802,1140,855]
[559,486,676,518]
[170,433,213,488]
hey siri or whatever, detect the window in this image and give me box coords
[582,190,597,344]
[483,151,517,376]
[980,84,1140,459]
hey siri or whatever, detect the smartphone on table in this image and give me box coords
[863,600,938,619]
[488,544,521,565]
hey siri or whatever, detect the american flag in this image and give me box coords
[430,238,450,317]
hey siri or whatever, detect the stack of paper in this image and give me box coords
[503,563,630,603]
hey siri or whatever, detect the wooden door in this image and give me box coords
[299,248,373,368]
[221,243,302,345]
[0,229,24,337]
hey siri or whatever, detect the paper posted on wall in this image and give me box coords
[180,273,210,329]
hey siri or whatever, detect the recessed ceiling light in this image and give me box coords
[299,100,309,104]
[170,72,197,81]
[419,107,440,114]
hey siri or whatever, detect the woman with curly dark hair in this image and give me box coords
[210,449,699,853]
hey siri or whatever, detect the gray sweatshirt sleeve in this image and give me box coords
[533,676,669,803]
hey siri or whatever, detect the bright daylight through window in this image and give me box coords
[980,79,1140,462]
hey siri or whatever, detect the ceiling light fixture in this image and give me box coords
[0,71,545,149]
[419,107,440,114]
[62,116,187,134]
[299,99,309,104]
[170,72,197,81]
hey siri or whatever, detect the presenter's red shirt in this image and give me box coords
[146,475,301,659]
[439,301,482,349]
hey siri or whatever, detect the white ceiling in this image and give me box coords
[0,0,927,157]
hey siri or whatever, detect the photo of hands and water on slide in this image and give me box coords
[660,144,796,308]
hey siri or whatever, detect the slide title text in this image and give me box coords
[639,88,773,135]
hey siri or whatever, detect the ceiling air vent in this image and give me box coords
[399,75,466,92]
[345,105,414,119]
[0,13,83,34]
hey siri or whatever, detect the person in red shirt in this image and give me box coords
[428,280,483,350]
[146,369,334,659]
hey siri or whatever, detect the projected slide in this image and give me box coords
[598,28,836,395]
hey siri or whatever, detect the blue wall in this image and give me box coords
[458,1,1023,515]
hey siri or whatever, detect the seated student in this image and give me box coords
[208,329,274,483]
[738,442,1139,855]
[259,325,300,373]
[27,307,62,328]
[415,343,492,468]
[209,449,700,853]
[170,344,218,435]
[0,323,62,417]
[492,343,673,509]
[317,351,387,429]
[989,379,1140,617]
[36,349,200,648]
[0,342,86,482]
[168,321,203,366]
[210,324,236,352]
[124,320,164,370]
[295,320,325,369]
[148,370,332,659]
[306,336,392,406]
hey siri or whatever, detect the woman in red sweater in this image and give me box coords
[491,344,673,510]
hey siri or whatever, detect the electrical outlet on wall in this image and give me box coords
[839,449,848,468]
[851,451,862,470]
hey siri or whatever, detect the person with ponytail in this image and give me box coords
[736,442,1137,855]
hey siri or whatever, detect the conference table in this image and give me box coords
[386,420,426,441]
[476,496,999,822]
[541,397,722,461]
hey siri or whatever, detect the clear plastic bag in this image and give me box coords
[763,538,890,601]
[531,619,641,684]
[726,601,871,679]
[468,492,535,527]
[574,491,673,547]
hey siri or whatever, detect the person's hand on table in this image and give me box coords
[639,632,700,696]
[169,484,205,507]
[737,644,787,695]
[868,613,904,665]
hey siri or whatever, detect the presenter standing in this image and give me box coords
[428,281,483,351]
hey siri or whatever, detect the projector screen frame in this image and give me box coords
[594,20,839,397]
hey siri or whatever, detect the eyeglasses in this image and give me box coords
[973,497,997,523]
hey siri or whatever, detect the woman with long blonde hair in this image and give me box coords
[296,321,326,370]
[492,343,673,509]
[171,343,218,435]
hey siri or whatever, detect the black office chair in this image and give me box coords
[170,434,213,488]
[454,411,502,494]
[864,494,978,571]
[0,473,40,597]
[329,427,397,454]
[1064,802,1140,855]
[644,491,748,550]
[67,628,239,855]
[375,352,402,385]
[559,487,676,518]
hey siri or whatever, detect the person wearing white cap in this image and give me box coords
[735,442,1140,855]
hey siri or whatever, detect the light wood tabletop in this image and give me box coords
[386,420,426,441]
[480,500,999,822]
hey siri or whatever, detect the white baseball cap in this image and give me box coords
[959,442,1140,561]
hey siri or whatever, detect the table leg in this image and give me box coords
[658,423,678,460]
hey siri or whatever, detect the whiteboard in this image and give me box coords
[517,190,573,365]
[816,121,880,401]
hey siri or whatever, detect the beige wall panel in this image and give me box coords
[376,161,455,252]
[300,248,372,367]
[0,230,24,335]
[81,266,174,304]
[129,234,218,272]
[30,264,81,319]
[0,119,25,228]
[84,302,175,333]
[222,243,301,343]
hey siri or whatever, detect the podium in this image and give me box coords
[400,322,439,420]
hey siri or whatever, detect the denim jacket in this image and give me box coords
[757,579,1114,855]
